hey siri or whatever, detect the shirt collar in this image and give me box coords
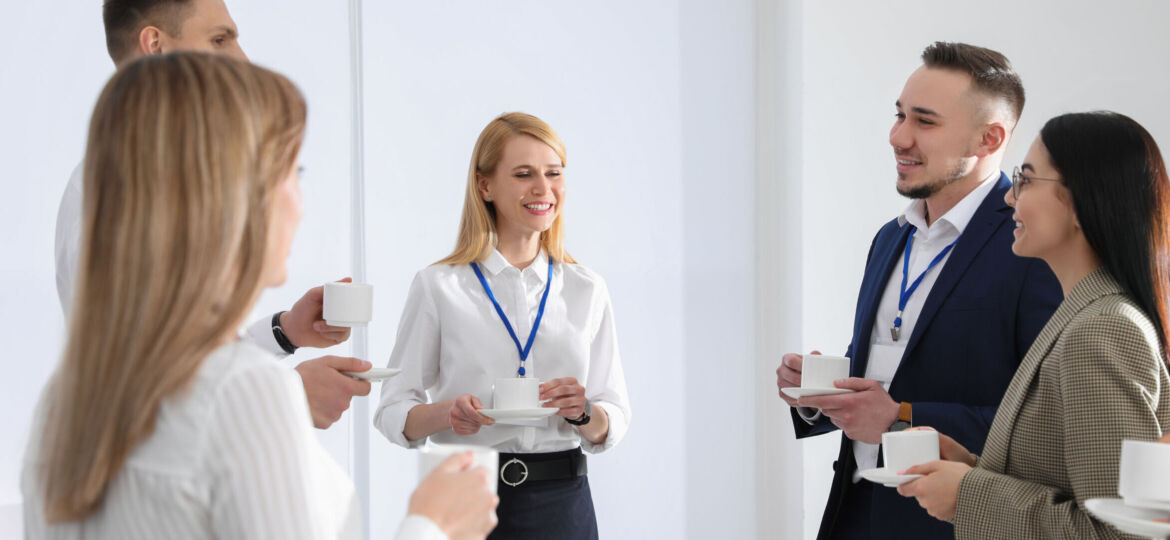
[482,248,550,283]
[896,175,999,236]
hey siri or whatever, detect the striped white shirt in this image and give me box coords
[21,340,443,540]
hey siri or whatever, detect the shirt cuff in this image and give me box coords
[395,515,447,540]
[796,406,822,424]
[374,399,428,450]
[579,401,626,454]
[244,315,290,359]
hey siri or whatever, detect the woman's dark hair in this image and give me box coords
[1040,111,1170,358]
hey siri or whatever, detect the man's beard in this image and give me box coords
[896,157,970,199]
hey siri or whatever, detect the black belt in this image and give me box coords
[497,448,588,488]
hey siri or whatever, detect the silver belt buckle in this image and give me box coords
[500,458,529,487]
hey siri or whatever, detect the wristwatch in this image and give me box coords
[566,400,592,426]
[271,311,299,355]
[887,401,912,432]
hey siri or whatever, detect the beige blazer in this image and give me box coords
[952,269,1170,539]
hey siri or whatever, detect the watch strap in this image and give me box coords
[271,311,299,354]
[565,400,592,426]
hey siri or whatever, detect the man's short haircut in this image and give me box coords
[921,41,1025,124]
[102,0,193,63]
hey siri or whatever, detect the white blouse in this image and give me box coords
[374,249,631,454]
[22,340,443,540]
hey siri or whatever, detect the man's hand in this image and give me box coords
[295,356,372,429]
[798,377,898,444]
[776,350,821,407]
[281,278,354,349]
[409,452,499,540]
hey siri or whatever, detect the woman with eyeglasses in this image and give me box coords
[896,111,1170,538]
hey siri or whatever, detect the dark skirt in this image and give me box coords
[488,466,598,539]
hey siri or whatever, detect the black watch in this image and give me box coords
[565,400,592,426]
[271,311,299,354]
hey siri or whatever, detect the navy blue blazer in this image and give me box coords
[791,174,1062,540]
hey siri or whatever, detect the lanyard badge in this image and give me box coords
[892,226,961,341]
[470,259,553,376]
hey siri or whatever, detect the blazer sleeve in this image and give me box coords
[952,309,1168,539]
[910,258,1062,452]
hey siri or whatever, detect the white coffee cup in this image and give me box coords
[493,377,541,410]
[1119,439,1170,510]
[881,430,940,473]
[802,354,851,389]
[322,282,373,327]
[418,444,499,494]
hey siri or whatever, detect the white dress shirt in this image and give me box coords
[22,340,443,540]
[375,249,631,454]
[850,177,998,480]
[54,164,288,357]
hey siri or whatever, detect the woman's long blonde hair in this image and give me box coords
[436,112,577,265]
[42,52,306,522]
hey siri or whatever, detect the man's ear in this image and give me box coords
[137,26,164,56]
[975,122,1008,158]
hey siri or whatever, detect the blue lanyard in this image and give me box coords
[470,259,553,376]
[892,226,961,341]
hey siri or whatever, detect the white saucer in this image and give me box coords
[781,387,855,399]
[478,408,559,420]
[858,467,923,487]
[1127,497,1170,512]
[1085,498,1170,538]
[341,368,401,381]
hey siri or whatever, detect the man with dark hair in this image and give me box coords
[56,0,370,431]
[776,41,1062,539]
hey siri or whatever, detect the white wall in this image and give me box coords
[679,1,759,538]
[793,2,1170,538]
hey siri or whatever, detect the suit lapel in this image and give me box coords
[898,176,1010,366]
[852,224,913,377]
[979,269,1123,471]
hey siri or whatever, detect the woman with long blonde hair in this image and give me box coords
[375,112,632,539]
[22,52,496,539]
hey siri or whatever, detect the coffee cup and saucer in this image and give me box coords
[859,430,938,487]
[1085,439,1170,538]
[780,354,856,399]
[477,377,559,423]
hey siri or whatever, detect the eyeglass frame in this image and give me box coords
[1010,166,1062,200]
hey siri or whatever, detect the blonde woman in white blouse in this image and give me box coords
[375,112,632,540]
[22,53,496,540]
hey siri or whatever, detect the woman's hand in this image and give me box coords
[896,460,972,521]
[540,377,588,419]
[449,394,493,435]
[409,452,499,540]
[905,426,977,467]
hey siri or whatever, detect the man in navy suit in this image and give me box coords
[775,42,1062,539]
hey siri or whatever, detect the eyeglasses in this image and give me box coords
[1010,166,1062,200]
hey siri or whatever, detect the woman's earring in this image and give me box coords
[486,196,493,202]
